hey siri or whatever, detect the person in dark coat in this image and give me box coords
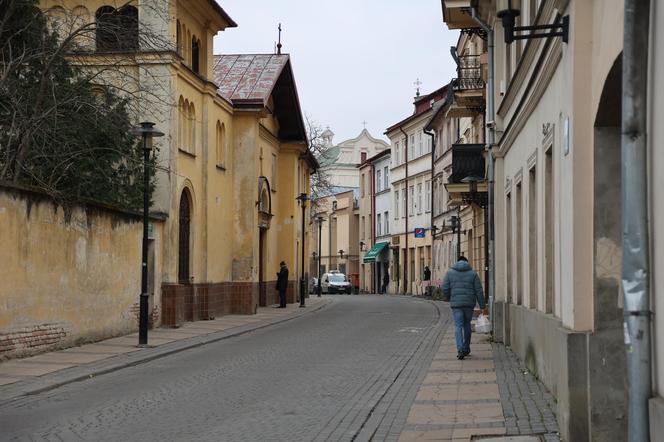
[441,256,486,360]
[276,261,289,308]
[382,271,389,294]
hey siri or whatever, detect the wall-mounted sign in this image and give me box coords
[414,228,425,238]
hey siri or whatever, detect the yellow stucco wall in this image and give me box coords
[0,187,164,358]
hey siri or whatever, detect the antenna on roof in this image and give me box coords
[277,23,283,54]
[414,78,422,97]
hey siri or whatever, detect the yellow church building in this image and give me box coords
[38,1,317,327]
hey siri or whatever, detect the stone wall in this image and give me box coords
[0,184,163,360]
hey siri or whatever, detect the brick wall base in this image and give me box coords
[0,323,70,361]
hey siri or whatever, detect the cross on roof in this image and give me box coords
[362,120,367,129]
[277,23,282,54]
[414,78,422,97]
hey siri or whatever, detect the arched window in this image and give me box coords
[178,189,192,284]
[186,29,191,64]
[176,20,181,54]
[191,36,200,74]
[95,5,138,52]
[188,102,196,153]
[216,121,225,167]
[178,96,186,150]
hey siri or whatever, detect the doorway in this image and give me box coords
[178,189,191,284]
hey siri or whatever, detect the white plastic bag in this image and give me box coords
[475,314,491,334]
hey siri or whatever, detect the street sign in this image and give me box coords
[414,228,425,238]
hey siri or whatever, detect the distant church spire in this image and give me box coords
[277,23,283,54]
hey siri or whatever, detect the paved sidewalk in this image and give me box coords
[0,296,329,404]
[398,322,560,442]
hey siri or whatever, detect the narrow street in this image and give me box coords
[0,296,447,442]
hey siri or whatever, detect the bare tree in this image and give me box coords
[306,115,336,210]
[0,0,173,209]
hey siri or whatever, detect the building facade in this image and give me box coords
[358,150,391,293]
[385,88,446,295]
[34,1,316,334]
[443,0,664,440]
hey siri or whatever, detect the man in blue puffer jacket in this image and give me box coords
[441,256,486,360]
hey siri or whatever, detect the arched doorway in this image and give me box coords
[178,189,192,284]
[257,177,272,306]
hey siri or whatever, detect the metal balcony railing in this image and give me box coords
[449,143,485,183]
[452,55,484,91]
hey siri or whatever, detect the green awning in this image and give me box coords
[363,242,389,263]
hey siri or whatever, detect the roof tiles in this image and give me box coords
[213,54,290,104]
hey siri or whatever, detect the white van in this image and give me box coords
[321,271,352,294]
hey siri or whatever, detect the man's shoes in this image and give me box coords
[463,350,470,357]
[457,351,465,360]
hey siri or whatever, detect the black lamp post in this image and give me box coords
[130,121,164,347]
[316,216,324,297]
[497,0,569,44]
[296,193,309,307]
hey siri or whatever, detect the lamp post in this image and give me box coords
[450,215,461,259]
[296,193,309,307]
[339,249,345,260]
[317,216,324,297]
[130,121,164,347]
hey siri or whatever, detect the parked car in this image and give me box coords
[321,271,352,294]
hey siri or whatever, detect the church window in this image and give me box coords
[95,5,138,52]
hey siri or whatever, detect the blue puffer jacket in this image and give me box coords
[441,260,486,309]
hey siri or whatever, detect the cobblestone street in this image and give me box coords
[0,296,561,442]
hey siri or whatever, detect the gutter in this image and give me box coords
[424,127,436,270]
[621,0,652,439]
[471,6,495,322]
[400,126,409,295]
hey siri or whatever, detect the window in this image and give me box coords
[394,142,400,166]
[191,36,200,74]
[216,121,226,167]
[394,191,399,218]
[376,170,382,192]
[409,135,415,159]
[361,174,365,197]
[383,166,389,189]
[409,185,415,215]
[361,216,365,239]
[402,189,406,218]
[271,153,277,189]
[425,180,431,212]
[95,6,138,52]
[189,102,196,153]
[402,139,407,163]
[377,214,382,236]
[384,211,389,234]
[418,133,423,156]
[417,183,423,214]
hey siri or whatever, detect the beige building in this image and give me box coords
[386,88,446,295]
[443,0,664,440]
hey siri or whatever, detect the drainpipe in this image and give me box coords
[371,162,376,293]
[472,7,495,321]
[424,127,436,269]
[400,127,409,295]
[622,0,652,440]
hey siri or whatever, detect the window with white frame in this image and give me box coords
[417,183,423,214]
[376,170,382,192]
[394,191,399,218]
[409,135,415,159]
[384,211,389,234]
[409,185,415,215]
[418,133,423,156]
[425,180,431,212]
[394,142,400,166]
[383,166,388,189]
[402,188,407,218]
[377,213,382,236]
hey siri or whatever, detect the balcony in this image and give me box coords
[445,143,487,207]
[441,0,478,29]
[445,55,485,118]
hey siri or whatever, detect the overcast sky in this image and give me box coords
[213,1,459,144]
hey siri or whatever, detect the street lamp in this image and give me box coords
[130,121,164,347]
[497,0,569,44]
[449,215,462,259]
[316,216,324,297]
[339,249,345,260]
[296,193,309,307]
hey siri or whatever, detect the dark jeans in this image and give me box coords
[452,307,474,353]
[279,290,286,307]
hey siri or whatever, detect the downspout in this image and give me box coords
[371,162,376,293]
[622,0,652,440]
[400,126,409,295]
[472,7,495,321]
[424,127,436,270]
